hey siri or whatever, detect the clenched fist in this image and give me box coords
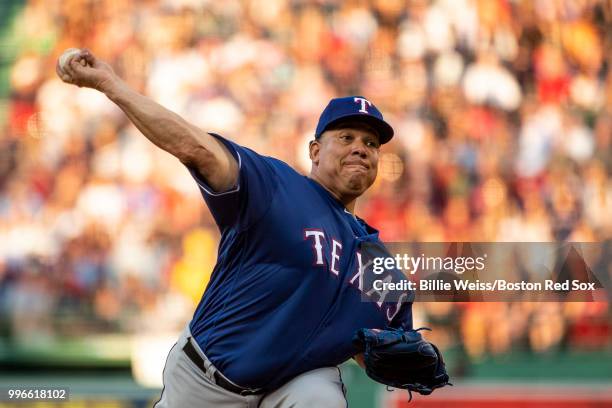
[56,49,117,92]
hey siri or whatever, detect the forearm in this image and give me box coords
[104,79,203,163]
[102,79,237,190]
[58,48,237,191]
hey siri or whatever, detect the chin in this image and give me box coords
[346,175,372,195]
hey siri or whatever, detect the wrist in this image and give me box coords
[100,76,124,100]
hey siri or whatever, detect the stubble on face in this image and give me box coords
[343,161,375,192]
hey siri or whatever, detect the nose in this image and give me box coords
[350,140,368,158]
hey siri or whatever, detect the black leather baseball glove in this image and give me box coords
[353,327,451,400]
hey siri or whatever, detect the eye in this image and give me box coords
[366,140,380,149]
[339,134,353,143]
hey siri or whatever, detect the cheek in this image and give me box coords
[322,150,342,170]
[370,158,379,176]
[367,167,378,185]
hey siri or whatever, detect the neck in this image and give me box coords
[308,173,357,213]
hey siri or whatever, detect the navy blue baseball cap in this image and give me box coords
[315,96,394,144]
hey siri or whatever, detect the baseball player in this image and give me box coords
[58,49,415,407]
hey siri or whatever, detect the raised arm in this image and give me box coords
[57,49,238,192]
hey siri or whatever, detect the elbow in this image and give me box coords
[176,142,194,165]
[179,144,215,172]
[168,123,210,166]
[180,145,233,191]
[178,132,238,192]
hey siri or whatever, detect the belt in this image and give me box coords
[182,338,262,396]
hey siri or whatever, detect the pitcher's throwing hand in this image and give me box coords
[56,48,116,92]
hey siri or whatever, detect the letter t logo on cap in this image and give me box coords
[354,97,372,114]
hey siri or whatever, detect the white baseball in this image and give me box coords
[58,48,82,73]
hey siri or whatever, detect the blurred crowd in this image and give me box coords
[0,0,611,367]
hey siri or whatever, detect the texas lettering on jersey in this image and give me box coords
[304,228,408,323]
[188,134,413,390]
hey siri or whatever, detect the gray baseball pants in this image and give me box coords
[153,324,347,408]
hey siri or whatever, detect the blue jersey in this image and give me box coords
[187,134,413,391]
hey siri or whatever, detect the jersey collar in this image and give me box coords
[306,176,380,238]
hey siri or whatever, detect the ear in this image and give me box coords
[309,139,320,165]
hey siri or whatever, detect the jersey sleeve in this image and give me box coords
[186,133,277,231]
[389,300,413,330]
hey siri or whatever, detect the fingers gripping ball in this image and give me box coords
[58,48,87,80]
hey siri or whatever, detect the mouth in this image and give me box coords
[343,161,370,171]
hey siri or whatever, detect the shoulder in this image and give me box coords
[211,133,310,188]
